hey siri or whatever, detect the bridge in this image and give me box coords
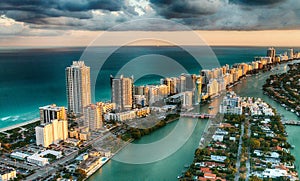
[281,120,300,126]
[180,113,216,119]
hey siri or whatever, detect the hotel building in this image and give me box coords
[111,75,133,111]
[39,104,66,124]
[35,119,68,147]
[83,104,103,131]
[66,61,91,115]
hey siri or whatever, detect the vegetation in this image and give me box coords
[263,63,300,116]
[124,114,179,140]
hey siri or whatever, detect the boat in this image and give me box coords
[291,145,296,149]
[208,106,214,110]
[177,175,183,179]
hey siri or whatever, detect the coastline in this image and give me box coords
[0,118,39,133]
[1,49,299,180]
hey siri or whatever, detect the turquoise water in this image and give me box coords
[0,46,299,180]
[0,46,289,128]
[89,119,208,181]
[90,61,300,181]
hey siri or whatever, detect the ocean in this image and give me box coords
[0,46,299,180]
[0,46,277,128]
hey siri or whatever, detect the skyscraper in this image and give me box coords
[287,48,294,60]
[66,61,91,115]
[111,75,133,111]
[267,47,276,62]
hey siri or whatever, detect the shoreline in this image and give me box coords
[0,118,39,133]
[197,59,299,149]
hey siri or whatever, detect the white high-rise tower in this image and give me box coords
[66,61,91,115]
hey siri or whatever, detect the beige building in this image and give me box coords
[83,104,103,131]
[35,119,68,147]
[66,61,91,115]
[0,167,16,181]
[111,75,133,111]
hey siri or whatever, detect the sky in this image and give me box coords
[0,0,300,47]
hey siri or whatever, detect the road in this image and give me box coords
[25,131,113,180]
[235,124,245,181]
[0,158,38,171]
[245,121,251,181]
[25,150,79,181]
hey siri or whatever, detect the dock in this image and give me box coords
[282,120,300,126]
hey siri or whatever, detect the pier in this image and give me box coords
[282,120,300,126]
[180,113,216,119]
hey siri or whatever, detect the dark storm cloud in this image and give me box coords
[229,0,286,6]
[1,0,300,32]
[0,0,124,24]
[150,0,221,18]
[149,0,300,30]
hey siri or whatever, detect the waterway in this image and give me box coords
[89,60,300,181]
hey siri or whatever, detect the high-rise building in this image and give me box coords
[66,61,91,115]
[83,104,103,131]
[111,75,133,111]
[219,91,242,115]
[35,119,68,147]
[179,75,186,93]
[267,47,276,62]
[195,76,202,104]
[207,79,219,97]
[287,48,294,60]
[39,104,66,124]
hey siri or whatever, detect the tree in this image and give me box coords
[249,176,263,181]
[250,138,260,150]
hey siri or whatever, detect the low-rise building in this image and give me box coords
[0,166,16,181]
[212,135,224,142]
[10,152,30,161]
[262,168,287,178]
[27,154,49,166]
[210,155,227,163]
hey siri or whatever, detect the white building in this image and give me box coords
[212,135,224,142]
[168,91,193,108]
[27,154,49,166]
[210,155,227,162]
[219,91,243,115]
[262,169,287,178]
[10,152,30,161]
[39,150,63,159]
[66,61,91,115]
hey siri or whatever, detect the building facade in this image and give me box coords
[111,75,133,111]
[66,61,91,115]
[83,104,103,131]
[219,91,242,115]
[35,119,68,147]
[39,104,66,124]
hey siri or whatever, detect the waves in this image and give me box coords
[0,111,39,128]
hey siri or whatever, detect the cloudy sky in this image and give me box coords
[1,0,300,46]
